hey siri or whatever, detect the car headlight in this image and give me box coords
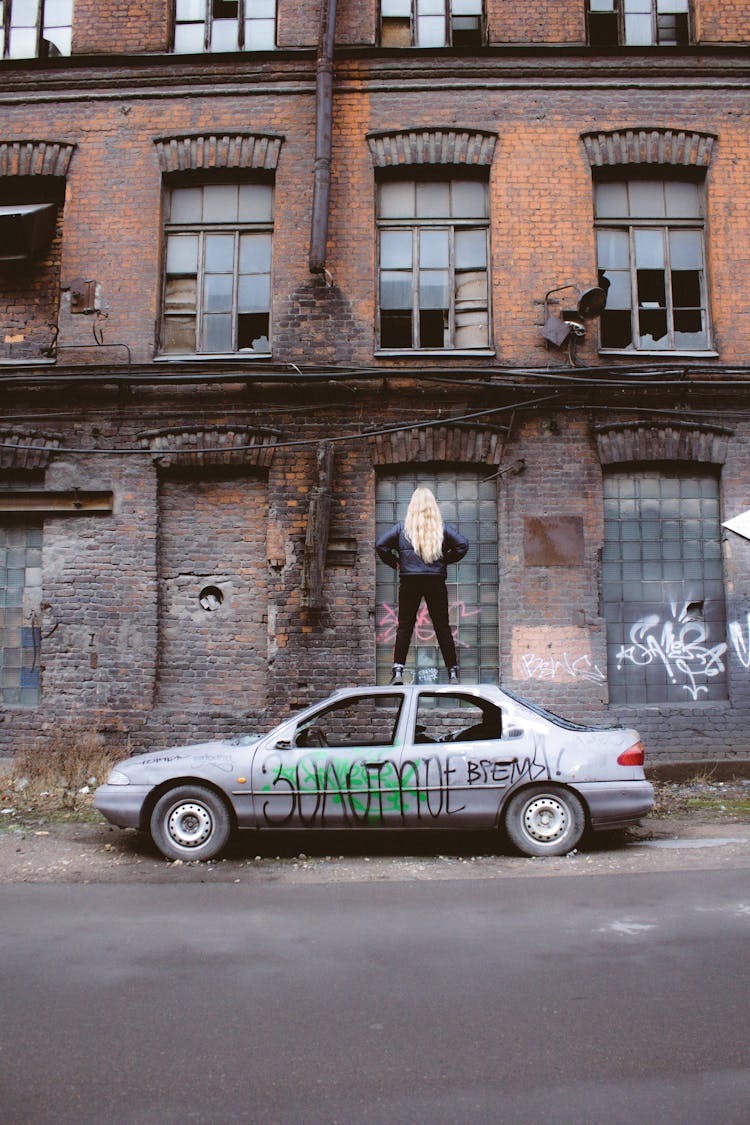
[106,769,131,786]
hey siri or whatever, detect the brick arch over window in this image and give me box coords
[593,422,732,466]
[139,426,278,469]
[370,424,507,466]
[0,140,75,177]
[581,129,716,169]
[367,128,497,169]
[0,428,62,471]
[153,132,284,175]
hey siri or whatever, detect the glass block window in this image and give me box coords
[161,182,273,356]
[0,0,72,59]
[0,523,42,707]
[376,469,499,684]
[587,0,690,46]
[595,177,710,353]
[381,0,483,48]
[377,179,490,351]
[173,0,276,53]
[602,470,727,704]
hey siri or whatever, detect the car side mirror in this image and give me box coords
[505,727,524,739]
[274,739,291,751]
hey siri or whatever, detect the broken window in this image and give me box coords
[594,177,710,353]
[173,0,276,52]
[381,0,483,48]
[587,0,690,47]
[0,0,72,58]
[161,181,273,356]
[602,470,727,704]
[377,179,490,351]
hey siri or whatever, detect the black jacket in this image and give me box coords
[375,522,469,579]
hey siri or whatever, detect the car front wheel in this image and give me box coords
[150,785,232,862]
[504,786,585,857]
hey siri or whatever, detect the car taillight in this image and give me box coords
[618,741,645,767]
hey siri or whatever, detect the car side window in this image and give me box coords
[294,694,403,748]
[414,693,503,743]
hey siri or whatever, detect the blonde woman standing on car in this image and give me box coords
[376,486,469,684]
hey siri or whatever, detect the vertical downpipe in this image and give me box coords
[309,0,337,274]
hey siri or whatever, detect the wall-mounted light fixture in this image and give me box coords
[541,282,608,348]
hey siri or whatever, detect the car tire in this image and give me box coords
[150,785,232,862]
[504,786,585,857]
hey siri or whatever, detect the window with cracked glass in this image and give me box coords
[377,178,491,352]
[161,181,273,356]
[602,469,727,704]
[595,176,710,353]
[0,0,72,59]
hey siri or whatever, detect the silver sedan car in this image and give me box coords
[95,684,654,862]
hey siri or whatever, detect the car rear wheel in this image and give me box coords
[504,786,585,857]
[150,785,232,862]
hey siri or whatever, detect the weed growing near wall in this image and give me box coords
[1,727,126,825]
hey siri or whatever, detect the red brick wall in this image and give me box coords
[73,0,171,55]
[695,1,750,42]
[488,0,585,43]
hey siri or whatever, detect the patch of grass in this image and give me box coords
[650,776,750,821]
[685,796,750,816]
[0,726,124,829]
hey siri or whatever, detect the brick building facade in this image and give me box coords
[1,0,749,763]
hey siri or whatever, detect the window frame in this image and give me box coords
[375,469,499,685]
[586,0,692,48]
[376,176,492,354]
[172,0,277,54]
[602,467,727,705]
[594,174,712,356]
[380,0,485,49]
[0,0,73,59]
[159,178,274,359]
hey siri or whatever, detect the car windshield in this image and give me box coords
[500,686,608,732]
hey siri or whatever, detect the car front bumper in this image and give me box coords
[94,784,152,829]
[575,780,655,830]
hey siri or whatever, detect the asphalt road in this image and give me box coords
[1,862,749,1124]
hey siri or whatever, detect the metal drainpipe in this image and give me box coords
[308,0,337,275]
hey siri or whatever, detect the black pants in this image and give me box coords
[393,576,457,669]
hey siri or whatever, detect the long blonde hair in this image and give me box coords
[404,487,444,564]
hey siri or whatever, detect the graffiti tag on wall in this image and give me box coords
[512,626,605,685]
[520,652,606,684]
[728,614,750,669]
[615,601,727,701]
[376,600,480,648]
